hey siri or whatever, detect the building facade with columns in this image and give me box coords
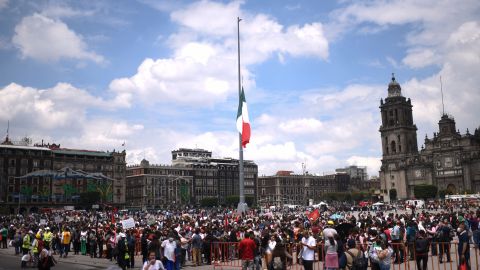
[0,136,126,213]
[257,171,350,206]
[126,148,258,209]
[379,75,480,200]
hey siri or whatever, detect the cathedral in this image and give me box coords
[379,75,480,200]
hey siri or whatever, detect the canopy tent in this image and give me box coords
[372,202,385,206]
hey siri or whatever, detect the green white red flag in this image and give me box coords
[236,87,250,148]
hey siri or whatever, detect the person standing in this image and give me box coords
[42,227,52,251]
[391,221,404,263]
[14,230,22,255]
[97,229,104,258]
[143,251,165,270]
[141,230,149,264]
[238,231,256,270]
[72,227,80,255]
[437,220,452,263]
[80,229,87,256]
[406,221,417,261]
[88,229,97,258]
[32,234,43,266]
[0,225,8,249]
[414,230,429,270]
[377,241,393,270]
[161,237,177,270]
[21,230,32,268]
[61,227,71,258]
[191,229,203,266]
[127,230,136,268]
[457,222,470,270]
[179,232,189,267]
[344,239,365,270]
[301,230,316,270]
[117,232,129,270]
[324,234,339,270]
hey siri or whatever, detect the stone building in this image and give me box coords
[336,165,368,181]
[0,137,126,213]
[257,171,350,206]
[125,148,258,209]
[379,75,480,200]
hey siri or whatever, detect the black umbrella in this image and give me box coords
[335,223,354,240]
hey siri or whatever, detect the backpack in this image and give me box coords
[346,250,368,270]
[272,257,283,270]
[415,238,429,254]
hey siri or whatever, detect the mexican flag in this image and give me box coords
[236,87,251,148]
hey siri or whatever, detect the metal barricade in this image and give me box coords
[211,241,479,270]
[212,242,242,269]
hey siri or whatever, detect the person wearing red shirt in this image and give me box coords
[238,231,256,270]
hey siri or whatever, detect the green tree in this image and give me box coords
[79,191,101,205]
[200,197,218,207]
[389,189,397,201]
[413,185,438,199]
[20,186,33,197]
[62,183,77,197]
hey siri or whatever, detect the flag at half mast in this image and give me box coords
[236,87,250,148]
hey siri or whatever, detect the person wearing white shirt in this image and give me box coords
[143,251,165,270]
[301,230,316,270]
[161,237,176,270]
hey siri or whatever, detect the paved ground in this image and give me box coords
[0,247,214,270]
[0,246,478,269]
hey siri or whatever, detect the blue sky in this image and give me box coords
[1,0,479,177]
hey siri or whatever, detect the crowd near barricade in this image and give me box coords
[0,199,479,270]
[211,241,480,270]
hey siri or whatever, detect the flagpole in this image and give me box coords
[237,16,246,213]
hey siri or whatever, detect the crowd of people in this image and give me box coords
[0,200,479,270]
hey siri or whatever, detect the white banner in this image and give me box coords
[121,218,135,229]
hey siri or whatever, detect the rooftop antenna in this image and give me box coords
[440,76,445,116]
[6,120,9,139]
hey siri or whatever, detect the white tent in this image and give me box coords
[372,202,385,206]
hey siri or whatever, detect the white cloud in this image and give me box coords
[346,156,382,177]
[278,118,323,134]
[12,13,104,63]
[0,0,8,10]
[40,4,97,18]
[109,0,329,107]
[402,48,438,69]
[108,51,236,106]
[328,1,480,153]
[0,82,128,133]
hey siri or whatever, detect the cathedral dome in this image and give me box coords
[388,73,402,97]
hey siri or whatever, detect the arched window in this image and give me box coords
[391,141,397,153]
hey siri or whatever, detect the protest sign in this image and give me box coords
[121,218,135,229]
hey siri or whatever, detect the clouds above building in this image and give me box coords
[1,0,479,177]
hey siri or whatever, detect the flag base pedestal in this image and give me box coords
[237,202,248,214]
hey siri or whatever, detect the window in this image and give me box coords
[391,141,396,153]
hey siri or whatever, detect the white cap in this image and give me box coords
[119,233,126,238]
[46,227,50,230]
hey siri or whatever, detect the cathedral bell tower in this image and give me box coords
[379,74,419,200]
